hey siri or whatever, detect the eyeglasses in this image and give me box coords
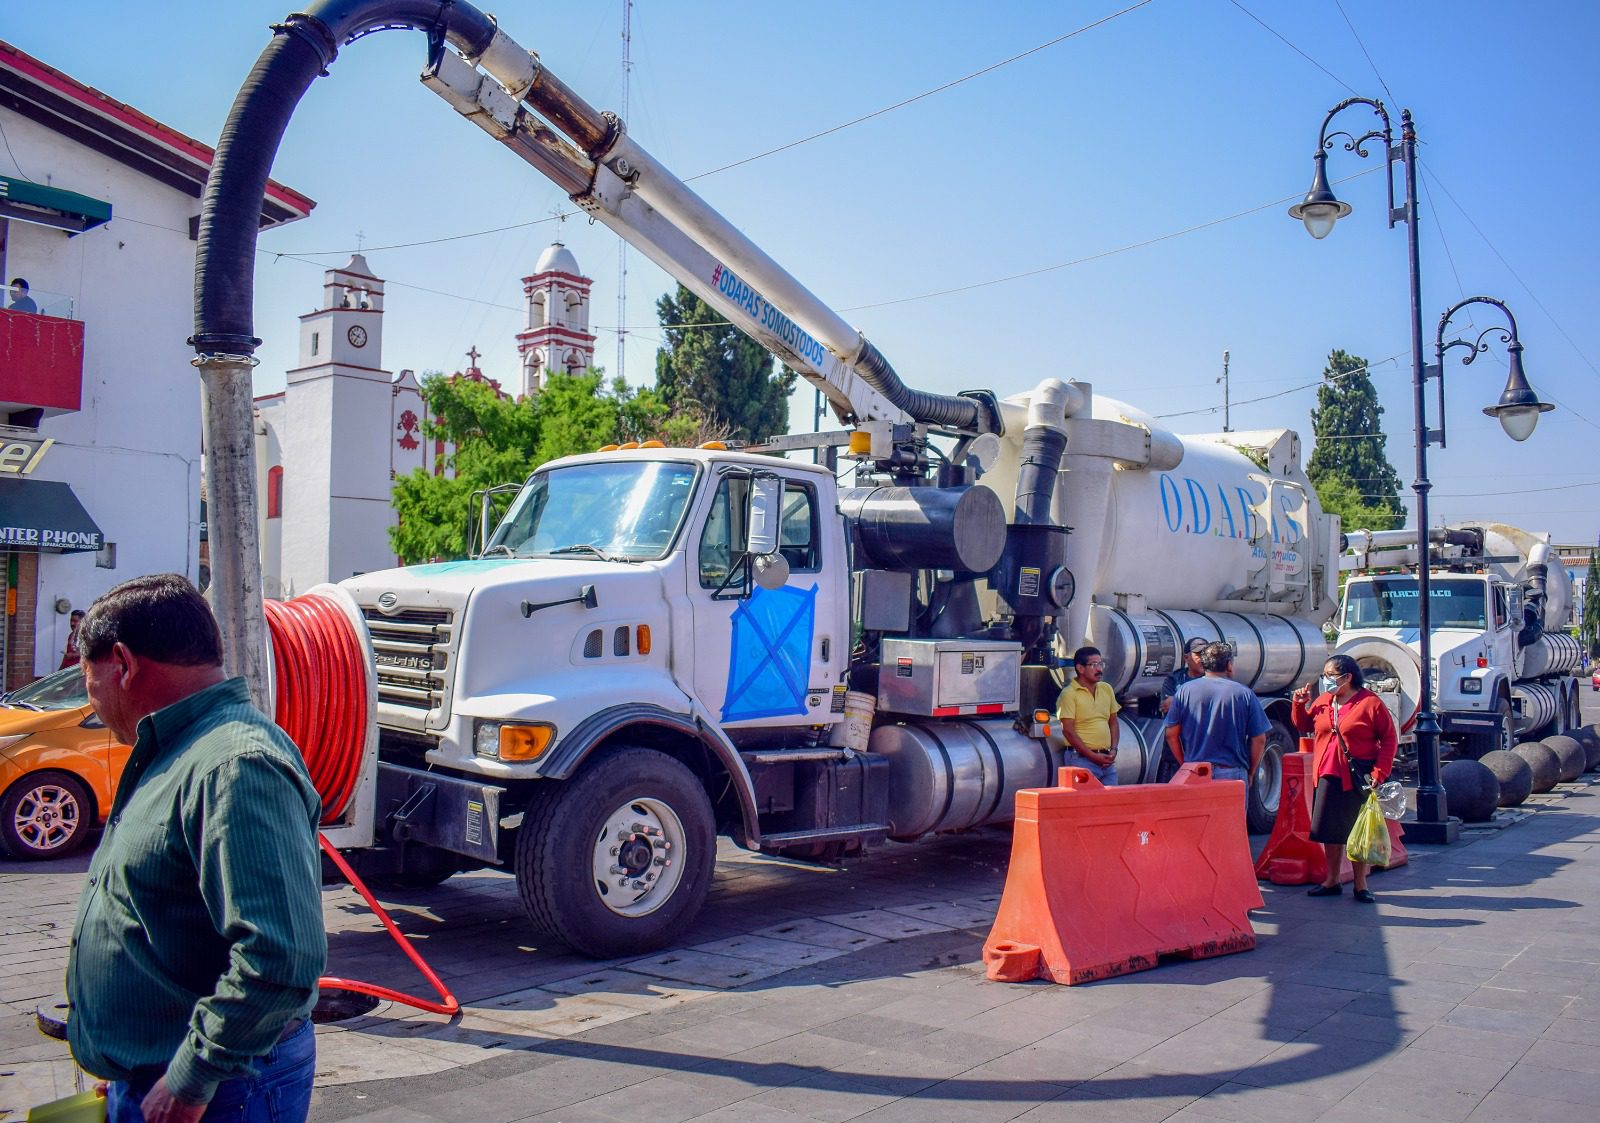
[1081,661,1105,668]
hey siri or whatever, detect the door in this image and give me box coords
[685,468,843,729]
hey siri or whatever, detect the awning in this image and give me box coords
[0,175,111,235]
[0,477,104,552]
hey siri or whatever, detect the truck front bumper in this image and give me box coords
[376,762,506,863]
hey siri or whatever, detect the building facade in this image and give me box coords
[0,39,311,687]
[515,242,595,399]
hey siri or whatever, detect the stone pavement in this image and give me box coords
[5,716,1600,1120]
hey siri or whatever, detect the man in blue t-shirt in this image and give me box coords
[1162,642,1269,782]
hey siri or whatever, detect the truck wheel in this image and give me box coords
[1247,721,1293,834]
[1,772,93,860]
[1465,696,1515,759]
[515,748,715,958]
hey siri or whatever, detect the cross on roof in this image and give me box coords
[465,345,481,369]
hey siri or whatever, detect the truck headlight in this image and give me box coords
[475,721,556,761]
[1459,678,1483,695]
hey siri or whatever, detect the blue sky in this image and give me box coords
[7,1,1598,542]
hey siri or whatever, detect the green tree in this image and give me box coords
[1313,472,1403,534]
[1306,348,1405,527]
[655,284,796,442]
[1581,546,1600,657]
[389,370,721,563]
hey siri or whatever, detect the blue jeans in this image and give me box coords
[1061,749,1118,785]
[1208,764,1249,782]
[108,1019,314,1122]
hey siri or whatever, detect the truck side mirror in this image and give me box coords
[746,473,782,559]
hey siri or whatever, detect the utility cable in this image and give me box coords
[1155,350,1406,419]
[688,0,1156,181]
[268,2,1155,259]
[1227,0,1358,95]
[1334,0,1397,104]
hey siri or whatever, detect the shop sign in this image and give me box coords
[0,437,53,475]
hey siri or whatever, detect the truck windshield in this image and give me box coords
[487,460,699,561]
[1342,577,1488,630]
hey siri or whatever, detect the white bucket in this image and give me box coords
[829,690,877,752]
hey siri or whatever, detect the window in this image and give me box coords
[778,482,819,570]
[1493,585,1508,629]
[311,332,319,357]
[1342,577,1487,631]
[267,465,284,519]
[698,476,819,589]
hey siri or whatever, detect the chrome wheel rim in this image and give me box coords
[13,783,81,852]
[591,797,687,918]
[1254,750,1282,817]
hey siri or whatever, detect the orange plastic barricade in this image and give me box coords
[982,763,1263,985]
[1254,750,1407,885]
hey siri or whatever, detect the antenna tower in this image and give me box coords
[616,0,634,382]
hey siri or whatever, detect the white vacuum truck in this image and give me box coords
[194,1,1336,957]
[1337,522,1583,758]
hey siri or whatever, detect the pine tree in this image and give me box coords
[1307,348,1406,530]
[654,284,796,442]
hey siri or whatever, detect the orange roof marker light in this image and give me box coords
[699,441,728,450]
[618,441,640,450]
[596,444,620,453]
[639,440,666,448]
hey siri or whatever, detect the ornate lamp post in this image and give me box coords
[1290,100,1552,844]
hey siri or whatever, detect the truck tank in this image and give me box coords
[979,388,1337,698]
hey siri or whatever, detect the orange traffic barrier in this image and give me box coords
[982,762,1263,985]
[1254,751,1407,885]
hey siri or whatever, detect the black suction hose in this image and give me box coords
[192,1,497,353]
[1014,428,1067,526]
[854,340,983,431]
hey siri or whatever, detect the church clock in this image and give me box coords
[347,324,368,348]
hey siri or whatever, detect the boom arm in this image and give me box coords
[416,23,986,434]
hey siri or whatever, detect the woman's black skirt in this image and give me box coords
[1309,776,1368,844]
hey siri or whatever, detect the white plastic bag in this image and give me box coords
[1376,780,1407,821]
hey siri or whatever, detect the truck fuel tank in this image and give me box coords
[868,718,1055,840]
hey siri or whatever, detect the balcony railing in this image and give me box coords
[4,285,75,319]
[0,292,84,420]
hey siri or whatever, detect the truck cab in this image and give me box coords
[342,447,864,954]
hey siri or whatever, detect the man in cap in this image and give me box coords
[1159,636,1208,716]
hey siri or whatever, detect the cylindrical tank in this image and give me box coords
[868,718,1055,840]
[1464,523,1574,629]
[840,485,1006,574]
[1087,604,1326,699]
[1519,632,1581,680]
[1511,681,1558,738]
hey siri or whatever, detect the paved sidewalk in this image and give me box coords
[5,756,1599,1120]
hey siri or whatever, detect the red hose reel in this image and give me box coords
[264,590,459,1018]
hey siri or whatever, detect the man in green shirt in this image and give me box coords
[67,574,324,1122]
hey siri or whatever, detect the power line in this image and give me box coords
[1156,350,1406,419]
[1399,478,1600,500]
[1227,1,1358,95]
[263,2,1154,260]
[1334,0,1397,103]
[690,0,1156,180]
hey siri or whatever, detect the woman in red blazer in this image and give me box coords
[1291,653,1398,903]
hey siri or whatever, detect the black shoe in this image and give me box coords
[1307,884,1343,897]
[1353,889,1376,904]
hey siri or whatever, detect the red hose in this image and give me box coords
[264,593,459,1019]
[316,833,461,1017]
[263,595,364,822]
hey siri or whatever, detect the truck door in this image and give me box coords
[686,469,842,729]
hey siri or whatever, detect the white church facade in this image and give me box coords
[253,242,594,596]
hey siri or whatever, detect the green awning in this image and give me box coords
[0,478,104,552]
[0,175,111,235]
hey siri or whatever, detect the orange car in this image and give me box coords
[0,665,131,859]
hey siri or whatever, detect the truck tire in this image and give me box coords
[515,748,715,959]
[1247,720,1294,835]
[1464,696,1515,760]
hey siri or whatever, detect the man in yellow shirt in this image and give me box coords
[1057,646,1121,785]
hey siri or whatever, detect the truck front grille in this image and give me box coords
[362,607,454,712]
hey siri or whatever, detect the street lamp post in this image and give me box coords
[1289,100,1553,845]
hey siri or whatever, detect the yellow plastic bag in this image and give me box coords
[1346,790,1391,867]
